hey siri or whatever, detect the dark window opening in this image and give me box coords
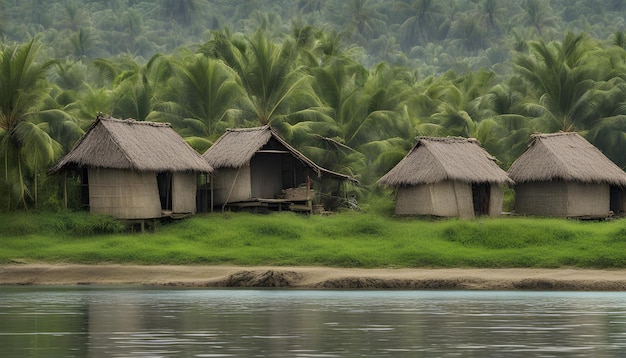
[80,168,89,210]
[610,185,622,214]
[157,172,172,211]
[472,183,490,216]
[196,174,211,213]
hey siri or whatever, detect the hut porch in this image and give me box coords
[219,184,315,214]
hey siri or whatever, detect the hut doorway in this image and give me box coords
[80,168,89,210]
[196,173,212,213]
[472,183,491,216]
[610,185,622,214]
[157,172,173,211]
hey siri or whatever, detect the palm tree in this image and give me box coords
[510,33,626,168]
[450,13,489,52]
[121,9,144,53]
[479,0,505,34]
[513,33,601,132]
[581,45,626,167]
[585,79,626,167]
[425,70,496,138]
[308,61,414,185]
[160,50,243,138]
[63,1,89,31]
[288,23,324,67]
[69,27,96,60]
[517,0,558,36]
[110,54,174,122]
[395,0,447,49]
[341,0,387,44]
[40,89,86,154]
[52,59,89,92]
[243,11,283,40]
[65,84,115,123]
[203,30,326,133]
[612,31,626,50]
[0,40,63,208]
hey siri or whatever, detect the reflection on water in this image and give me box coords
[1,287,626,357]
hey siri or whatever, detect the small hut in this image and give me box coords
[49,115,213,220]
[508,132,626,218]
[378,137,512,218]
[202,126,356,212]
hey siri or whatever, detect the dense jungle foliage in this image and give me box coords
[2,0,626,210]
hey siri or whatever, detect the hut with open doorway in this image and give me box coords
[202,126,357,213]
[49,115,213,220]
[508,132,626,218]
[378,137,512,218]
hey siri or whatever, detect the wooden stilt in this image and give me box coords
[63,172,68,209]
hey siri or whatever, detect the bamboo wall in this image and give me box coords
[514,181,567,216]
[488,185,505,217]
[395,181,504,218]
[395,184,432,216]
[566,182,609,217]
[88,168,161,219]
[395,181,474,218]
[515,181,609,217]
[211,166,252,205]
[450,181,474,219]
[172,172,197,213]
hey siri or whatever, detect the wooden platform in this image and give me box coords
[225,198,313,214]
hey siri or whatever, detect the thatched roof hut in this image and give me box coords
[50,116,212,174]
[203,126,354,181]
[378,137,512,218]
[203,126,356,209]
[508,132,626,217]
[50,115,212,219]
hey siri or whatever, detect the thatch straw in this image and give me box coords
[378,137,512,186]
[49,116,213,174]
[203,126,357,182]
[508,132,626,185]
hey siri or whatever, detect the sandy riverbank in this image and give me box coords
[2,264,626,290]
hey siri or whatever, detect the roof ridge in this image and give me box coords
[226,126,269,132]
[419,136,478,142]
[531,131,578,138]
[101,116,171,128]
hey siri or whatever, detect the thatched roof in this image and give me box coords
[49,116,213,174]
[508,132,626,185]
[203,126,357,182]
[378,137,512,186]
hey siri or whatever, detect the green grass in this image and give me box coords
[2,209,626,268]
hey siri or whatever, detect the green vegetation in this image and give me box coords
[3,2,625,271]
[3,1,626,210]
[3,210,626,269]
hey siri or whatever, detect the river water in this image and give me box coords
[1,287,626,357]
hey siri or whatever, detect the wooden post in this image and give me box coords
[63,172,68,209]
[307,176,312,214]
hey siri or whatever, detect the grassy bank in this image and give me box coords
[2,210,626,268]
